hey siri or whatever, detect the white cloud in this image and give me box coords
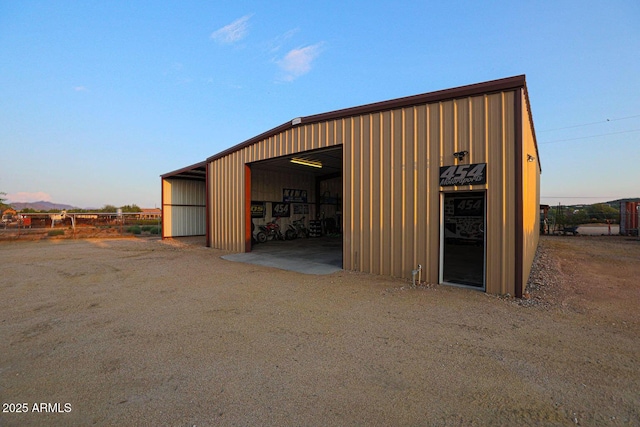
[6,192,53,203]
[277,43,324,81]
[210,15,252,44]
[265,28,299,54]
[74,86,87,92]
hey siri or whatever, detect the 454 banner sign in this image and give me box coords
[439,163,487,187]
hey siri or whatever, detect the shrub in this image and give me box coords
[48,230,65,237]
[148,226,160,235]
[126,226,142,235]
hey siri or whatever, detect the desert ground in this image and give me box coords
[1,235,638,426]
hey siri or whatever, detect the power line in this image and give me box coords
[541,196,619,199]
[539,129,640,144]
[538,114,640,132]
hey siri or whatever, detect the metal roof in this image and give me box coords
[161,161,207,180]
[206,75,533,163]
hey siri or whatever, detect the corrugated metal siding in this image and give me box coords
[350,91,516,291]
[521,90,540,285]
[208,89,522,294]
[169,206,206,236]
[211,151,245,251]
[162,179,206,237]
[484,91,516,295]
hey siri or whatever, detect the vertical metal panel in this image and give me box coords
[503,91,516,295]
[170,206,206,236]
[426,103,441,284]
[414,105,428,280]
[370,113,381,274]
[392,108,415,276]
[381,111,392,275]
[167,179,206,205]
[521,90,540,285]
[162,179,172,237]
[343,118,356,270]
[360,116,371,273]
[483,91,516,295]
[162,179,206,237]
[471,96,487,164]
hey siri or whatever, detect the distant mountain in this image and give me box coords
[607,198,640,206]
[558,198,640,209]
[9,201,78,211]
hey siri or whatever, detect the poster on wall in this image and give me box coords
[283,188,308,203]
[439,163,487,187]
[251,201,265,218]
[271,202,291,218]
[293,204,309,215]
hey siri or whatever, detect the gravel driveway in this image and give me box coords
[1,236,638,426]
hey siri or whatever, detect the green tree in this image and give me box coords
[568,208,589,225]
[0,192,10,211]
[101,205,118,213]
[586,203,618,222]
[120,204,142,213]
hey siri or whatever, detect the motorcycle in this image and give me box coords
[285,216,308,240]
[255,217,284,243]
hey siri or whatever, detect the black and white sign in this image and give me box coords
[271,202,291,217]
[439,163,487,187]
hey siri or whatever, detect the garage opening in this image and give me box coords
[161,162,207,241]
[245,146,343,273]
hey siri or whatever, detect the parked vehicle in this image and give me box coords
[285,216,308,240]
[255,217,284,243]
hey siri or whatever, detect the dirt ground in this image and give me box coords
[0,235,638,426]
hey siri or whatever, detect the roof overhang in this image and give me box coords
[161,161,207,181]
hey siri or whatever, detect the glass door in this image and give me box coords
[440,192,486,289]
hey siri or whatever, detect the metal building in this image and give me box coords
[161,75,541,296]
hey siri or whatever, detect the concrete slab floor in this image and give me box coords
[222,236,343,275]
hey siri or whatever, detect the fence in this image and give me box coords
[540,202,636,236]
[0,212,162,238]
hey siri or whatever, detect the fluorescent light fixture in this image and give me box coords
[290,158,322,168]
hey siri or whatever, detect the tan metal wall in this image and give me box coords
[342,92,516,294]
[208,89,527,295]
[484,91,516,295]
[162,179,206,237]
[521,90,541,286]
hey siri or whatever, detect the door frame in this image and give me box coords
[439,190,487,290]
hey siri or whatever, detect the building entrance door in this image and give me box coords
[440,192,486,289]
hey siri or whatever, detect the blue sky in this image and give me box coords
[1,1,639,208]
